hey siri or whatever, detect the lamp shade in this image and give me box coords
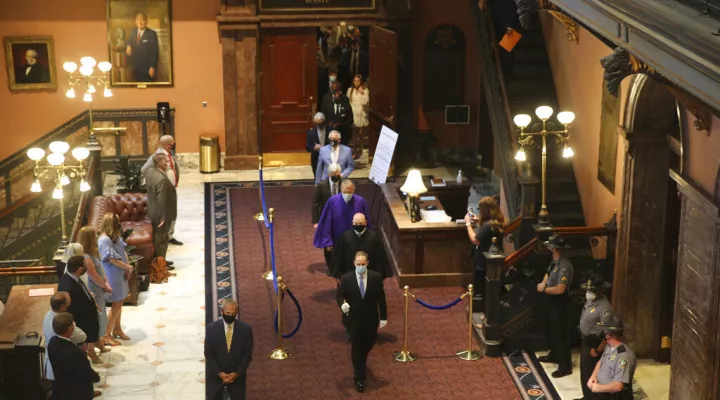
[80,180,91,192]
[97,61,112,72]
[52,187,64,199]
[31,180,42,193]
[557,111,576,125]
[87,84,96,94]
[27,147,45,161]
[49,141,70,154]
[514,148,527,162]
[65,88,76,98]
[513,114,532,128]
[562,146,574,158]
[535,106,554,120]
[72,147,90,161]
[60,175,70,186]
[79,65,93,76]
[80,57,97,68]
[46,153,65,166]
[83,92,93,102]
[62,62,78,73]
[400,169,427,194]
[103,88,113,98]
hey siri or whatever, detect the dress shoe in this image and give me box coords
[169,238,184,245]
[167,261,174,266]
[94,390,102,397]
[551,369,572,378]
[354,380,364,393]
[167,265,175,271]
[538,355,557,364]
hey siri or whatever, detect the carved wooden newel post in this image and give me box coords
[481,237,506,357]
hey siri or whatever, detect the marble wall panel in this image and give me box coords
[120,121,144,156]
[94,121,118,156]
[147,120,160,153]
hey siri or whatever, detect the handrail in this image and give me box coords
[504,215,523,237]
[368,108,395,129]
[484,5,517,144]
[0,267,56,277]
[67,154,98,244]
[503,237,537,268]
[552,225,614,237]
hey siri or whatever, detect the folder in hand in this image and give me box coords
[499,28,522,52]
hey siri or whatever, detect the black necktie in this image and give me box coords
[336,104,340,115]
[78,279,92,301]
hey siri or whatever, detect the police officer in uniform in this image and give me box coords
[588,315,636,399]
[537,234,574,377]
[576,275,614,400]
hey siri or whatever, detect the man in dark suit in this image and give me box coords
[126,12,159,82]
[205,299,253,400]
[331,213,391,279]
[336,251,387,393]
[58,256,100,348]
[14,49,50,84]
[306,112,329,179]
[312,163,342,229]
[145,153,177,261]
[47,312,100,400]
[348,40,369,85]
[321,88,354,146]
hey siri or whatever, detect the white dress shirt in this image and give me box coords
[318,127,326,146]
[42,310,87,380]
[331,146,339,164]
[161,148,177,186]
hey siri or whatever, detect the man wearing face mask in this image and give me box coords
[314,130,354,185]
[536,234,574,378]
[576,275,614,400]
[321,84,354,147]
[330,213,391,279]
[336,251,387,393]
[58,256,101,359]
[142,134,183,247]
[306,112,329,178]
[205,299,254,400]
[314,179,370,271]
[312,163,342,229]
[587,316,636,400]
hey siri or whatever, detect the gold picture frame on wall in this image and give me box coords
[106,0,174,87]
[4,36,58,91]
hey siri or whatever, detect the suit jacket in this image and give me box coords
[330,228,391,279]
[336,270,387,333]
[141,148,180,184]
[321,96,354,134]
[204,319,253,391]
[312,179,341,224]
[315,145,354,184]
[145,167,178,224]
[14,64,50,84]
[128,27,159,82]
[306,124,330,158]
[48,336,100,400]
[57,273,99,343]
[348,49,369,79]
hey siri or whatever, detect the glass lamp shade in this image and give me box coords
[80,57,97,68]
[27,147,45,161]
[46,153,65,166]
[31,180,42,193]
[513,114,532,128]
[80,180,91,192]
[79,65,93,76]
[65,88,76,98]
[514,148,527,162]
[52,187,64,199]
[72,147,90,161]
[400,169,428,194]
[103,88,113,97]
[62,61,78,73]
[83,92,93,102]
[97,61,112,72]
[60,175,70,186]
[535,106,554,120]
[562,146,575,158]
[49,141,70,154]
[87,84,96,94]
[557,111,576,125]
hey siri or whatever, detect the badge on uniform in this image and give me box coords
[590,308,596,313]
[561,276,568,283]
[619,358,627,369]
[610,354,616,361]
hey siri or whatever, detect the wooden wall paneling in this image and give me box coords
[222,35,240,163]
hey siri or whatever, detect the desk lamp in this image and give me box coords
[400,169,427,223]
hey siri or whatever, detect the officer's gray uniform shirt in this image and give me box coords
[597,343,636,385]
[580,297,613,336]
[546,257,573,290]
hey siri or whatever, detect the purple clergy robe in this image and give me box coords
[313,194,371,248]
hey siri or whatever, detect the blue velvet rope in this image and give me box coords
[268,221,278,293]
[414,296,463,310]
[258,168,270,229]
[274,288,303,338]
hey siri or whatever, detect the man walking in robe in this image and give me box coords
[313,179,370,271]
[331,213,391,279]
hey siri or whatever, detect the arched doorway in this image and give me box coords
[614,73,684,361]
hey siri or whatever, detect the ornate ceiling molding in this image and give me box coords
[514,0,579,42]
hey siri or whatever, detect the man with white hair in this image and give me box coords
[312,163,342,229]
[315,130,354,185]
[142,135,182,246]
[305,112,329,178]
[15,48,50,84]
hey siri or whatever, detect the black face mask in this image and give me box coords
[222,314,237,324]
[353,224,365,233]
[330,140,338,147]
[331,175,341,182]
[333,98,341,104]
[170,144,176,150]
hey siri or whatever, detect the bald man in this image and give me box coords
[15,48,50,84]
[306,112,329,178]
[330,213,390,279]
[142,135,182,246]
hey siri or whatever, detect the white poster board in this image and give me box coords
[368,125,399,184]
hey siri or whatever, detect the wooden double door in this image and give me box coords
[260,27,397,154]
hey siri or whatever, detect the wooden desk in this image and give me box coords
[0,284,56,348]
[377,183,472,288]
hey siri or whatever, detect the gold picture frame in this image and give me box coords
[4,36,58,91]
[106,0,174,87]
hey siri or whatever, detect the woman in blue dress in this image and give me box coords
[98,213,134,342]
[79,225,116,351]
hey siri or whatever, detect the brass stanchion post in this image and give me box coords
[456,284,481,361]
[261,207,275,281]
[270,275,290,360]
[253,155,265,222]
[393,286,417,362]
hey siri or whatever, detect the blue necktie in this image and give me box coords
[359,275,365,299]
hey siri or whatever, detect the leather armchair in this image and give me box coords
[87,194,153,274]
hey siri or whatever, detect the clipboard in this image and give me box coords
[499,28,522,52]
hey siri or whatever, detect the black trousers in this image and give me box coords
[311,153,319,178]
[324,248,334,273]
[546,294,572,372]
[350,328,377,381]
[580,334,603,399]
[206,374,247,400]
[473,267,486,300]
[594,389,633,400]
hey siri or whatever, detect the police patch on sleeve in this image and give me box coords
[602,309,612,321]
[619,358,627,370]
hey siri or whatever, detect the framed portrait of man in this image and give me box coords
[4,36,57,91]
[106,0,174,87]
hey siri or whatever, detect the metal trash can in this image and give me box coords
[199,135,220,173]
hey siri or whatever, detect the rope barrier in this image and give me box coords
[258,168,270,229]
[412,292,468,310]
[268,220,279,293]
[274,287,303,339]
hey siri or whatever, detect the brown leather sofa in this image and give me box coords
[87,193,153,274]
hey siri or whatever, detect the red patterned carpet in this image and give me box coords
[230,184,520,400]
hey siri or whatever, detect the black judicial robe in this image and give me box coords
[330,228,392,279]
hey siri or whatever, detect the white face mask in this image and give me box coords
[586,291,596,302]
[342,193,352,203]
